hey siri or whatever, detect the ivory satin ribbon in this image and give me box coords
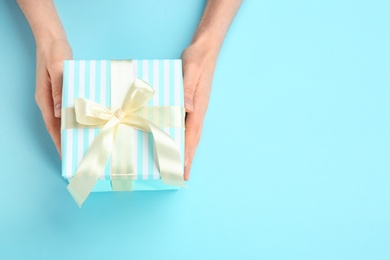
[63,60,185,207]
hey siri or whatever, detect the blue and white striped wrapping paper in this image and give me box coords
[61,60,185,191]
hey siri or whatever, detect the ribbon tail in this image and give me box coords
[110,124,136,191]
[121,116,185,187]
[67,117,119,207]
[148,122,185,187]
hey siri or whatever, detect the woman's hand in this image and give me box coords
[17,0,71,155]
[181,41,219,181]
[35,39,72,155]
[181,0,242,180]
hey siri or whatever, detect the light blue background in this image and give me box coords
[1,0,389,259]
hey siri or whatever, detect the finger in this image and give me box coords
[48,61,64,118]
[36,80,62,157]
[183,71,212,180]
[182,62,200,113]
[184,111,203,181]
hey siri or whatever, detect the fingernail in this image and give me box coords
[184,98,194,112]
[54,104,61,118]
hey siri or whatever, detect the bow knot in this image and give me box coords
[114,108,126,122]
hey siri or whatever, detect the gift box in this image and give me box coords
[61,60,185,206]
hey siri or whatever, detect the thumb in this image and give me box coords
[49,61,64,118]
[182,65,199,113]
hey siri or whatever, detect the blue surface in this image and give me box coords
[1,0,389,259]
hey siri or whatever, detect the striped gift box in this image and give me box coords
[61,60,185,191]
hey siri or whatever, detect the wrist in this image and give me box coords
[17,0,68,50]
[35,25,68,50]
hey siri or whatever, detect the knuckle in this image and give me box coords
[184,87,195,98]
[186,62,197,71]
[34,92,39,104]
[47,61,63,74]
[52,89,62,102]
[35,92,42,108]
[183,60,201,71]
[183,62,202,77]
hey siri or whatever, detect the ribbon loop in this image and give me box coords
[122,78,155,112]
[74,98,114,125]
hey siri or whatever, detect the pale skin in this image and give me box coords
[17,0,242,181]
